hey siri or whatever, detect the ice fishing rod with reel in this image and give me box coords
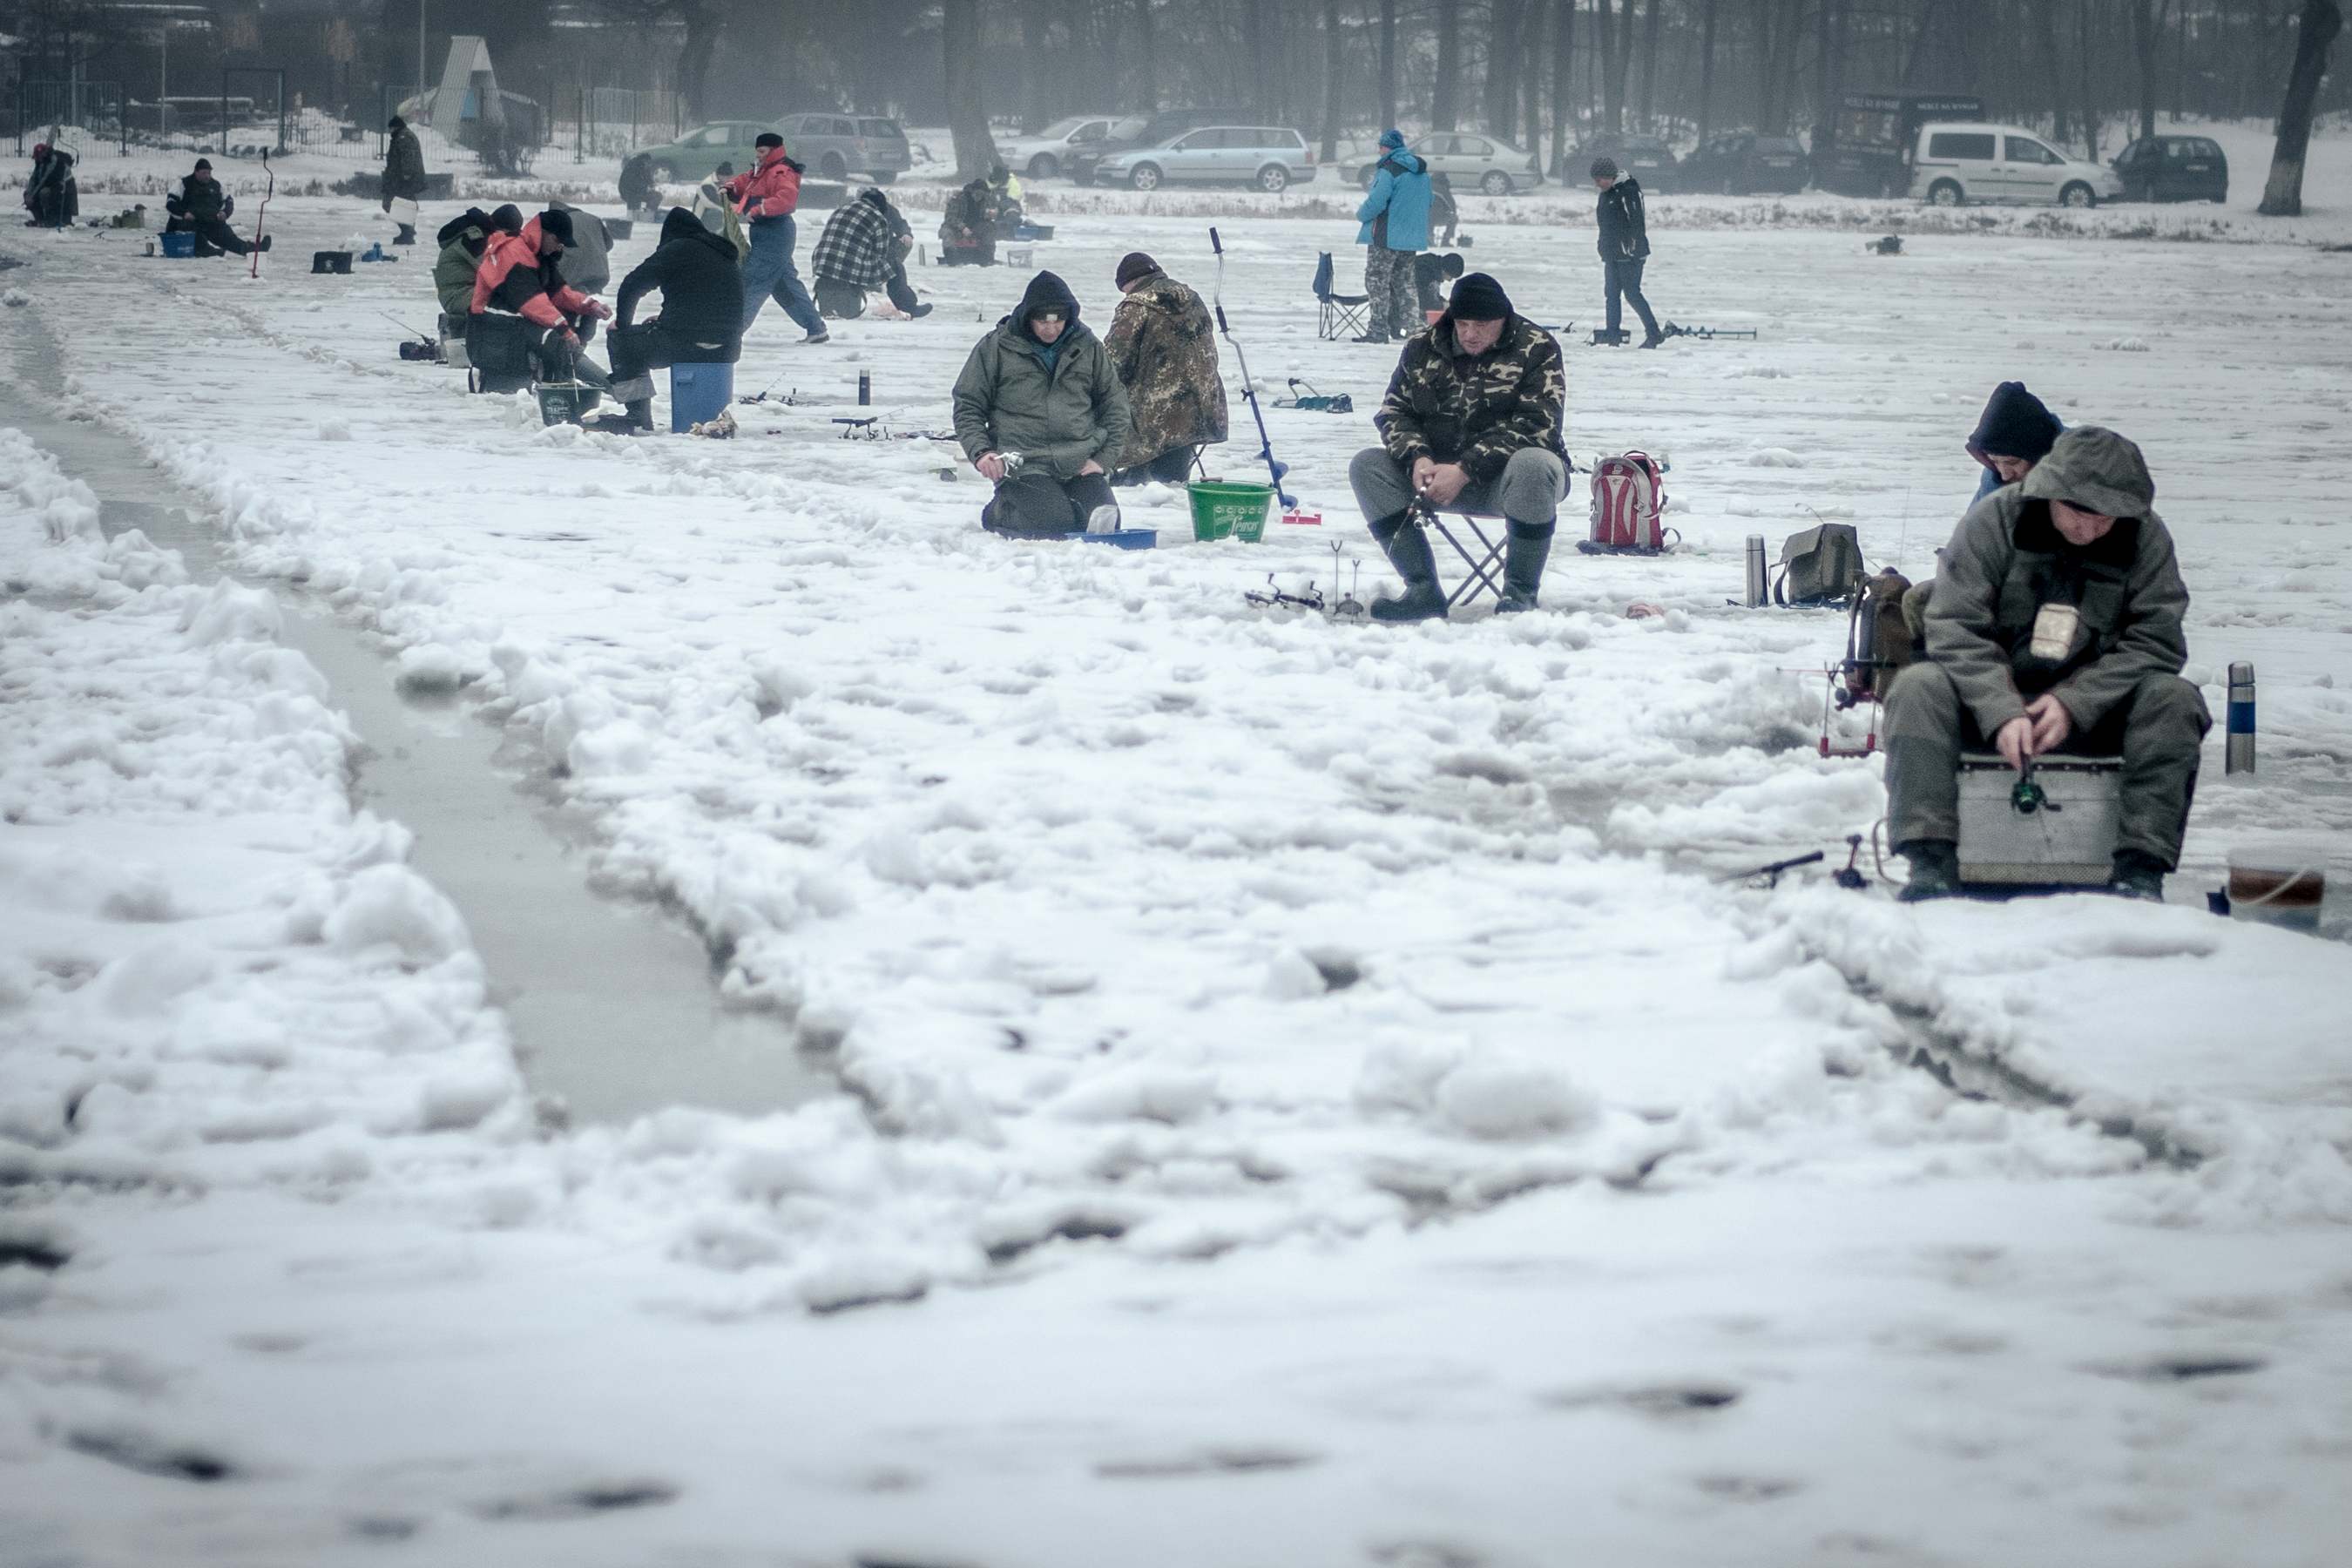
[1207,226,1297,510]
[247,149,274,280]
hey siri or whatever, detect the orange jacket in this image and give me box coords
[470,216,597,328]
[726,145,803,220]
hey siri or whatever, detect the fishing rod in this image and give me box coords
[1207,226,1294,509]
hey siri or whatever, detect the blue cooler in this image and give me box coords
[670,362,733,432]
[159,231,196,258]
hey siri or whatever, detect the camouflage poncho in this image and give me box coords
[1374,314,1568,480]
[1104,271,1228,470]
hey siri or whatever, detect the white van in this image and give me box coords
[1909,122,2125,208]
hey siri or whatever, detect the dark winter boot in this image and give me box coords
[626,397,656,433]
[1895,839,1962,903]
[1639,330,1665,349]
[2105,849,2167,902]
[258,233,274,253]
[1366,510,1447,624]
[1494,520,1554,614]
[395,224,417,246]
[1353,331,1391,345]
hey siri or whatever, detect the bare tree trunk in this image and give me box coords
[1435,0,1463,129]
[1524,0,1544,156]
[1596,0,1622,132]
[1815,0,1845,158]
[1323,0,1344,159]
[2076,0,2100,159]
[1697,0,1718,149]
[1135,0,1158,113]
[2261,0,2344,213]
[2132,0,2161,140]
[1019,1,1050,133]
[2037,0,2071,145]
[1487,0,1524,135]
[943,0,997,180]
[1638,0,1663,128]
[1379,0,1398,128]
[1551,0,1576,174]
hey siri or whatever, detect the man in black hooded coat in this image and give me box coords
[591,206,747,433]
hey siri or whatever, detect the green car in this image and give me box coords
[638,122,770,184]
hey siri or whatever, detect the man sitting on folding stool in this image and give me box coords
[1884,426,2209,903]
[1347,272,1568,622]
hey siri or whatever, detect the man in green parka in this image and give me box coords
[951,271,1132,537]
[1885,425,2210,902]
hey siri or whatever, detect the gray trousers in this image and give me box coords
[1363,246,1416,337]
[1349,446,1568,528]
[1883,663,2211,868]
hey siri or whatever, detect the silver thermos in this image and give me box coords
[2226,661,2256,774]
[1744,535,1767,607]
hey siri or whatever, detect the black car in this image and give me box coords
[1573,132,1680,192]
[2112,135,2227,203]
[1680,131,1809,195]
[1067,108,1247,186]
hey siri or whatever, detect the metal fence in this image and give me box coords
[11,81,130,155]
[550,84,685,159]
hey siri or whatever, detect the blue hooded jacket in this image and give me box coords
[1355,135,1432,252]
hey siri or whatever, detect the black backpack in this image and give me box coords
[1774,523,1866,606]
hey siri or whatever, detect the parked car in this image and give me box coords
[638,121,768,184]
[1680,131,1809,194]
[773,112,911,182]
[1909,122,2123,207]
[1573,132,1680,191]
[1067,108,1247,186]
[995,113,1123,180]
[1094,125,1319,193]
[1346,131,1542,195]
[2111,134,2228,203]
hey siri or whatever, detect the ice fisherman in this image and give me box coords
[1429,171,1461,247]
[432,206,520,321]
[951,271,1133,537]
[1354,129,1432,344]
[693,164,735,231]
[1413,251,1466,325]
[1592,157,1661,348]
[810,186,929,320]
[166,159,268,257]
[939,177,999,267]
[1967,380,2064,504]
[382,116,429,246]
[468,206,613,388]
[550,199,615,301]
[1104,251,1227,487]
[1884,426,2209,903]
[1348,272,1570,622]
[591,206,747,436]
[619,152,659,220]
[727,133,828,345]
[23,142,77,228]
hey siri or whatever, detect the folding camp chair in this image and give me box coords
[1313,252,1369,341]
[1417,504,1510,611]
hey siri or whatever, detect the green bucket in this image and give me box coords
[1187,480,1275,543]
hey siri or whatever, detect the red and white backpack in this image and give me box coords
[1581,450,1677,554]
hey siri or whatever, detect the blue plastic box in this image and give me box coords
[669,362,733,433]
[159,231,196,258]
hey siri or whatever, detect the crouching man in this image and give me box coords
[1886,426,2209,903]
[590,206,744,434]
[1347,273,1569,621]
[951,272,1132,537]
[468,206,613,391]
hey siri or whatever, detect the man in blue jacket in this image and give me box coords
[1355,130,1431,345]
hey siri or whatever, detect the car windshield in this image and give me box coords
[1036,117,1092,139]
[1106,117,1150,141]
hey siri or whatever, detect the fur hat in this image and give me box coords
[537,206,576,246]
[754,132,783,151]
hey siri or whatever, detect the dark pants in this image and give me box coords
[983,470,1118,536]
[608,319,733,399]
[942,240,996,267]
[1883,663,2212,869]
[1605,257,1659,339]
[189,217,253,256]
[1112,447,1199,487]
[815,267,922,319]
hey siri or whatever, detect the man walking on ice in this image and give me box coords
[1592,157,1661,349]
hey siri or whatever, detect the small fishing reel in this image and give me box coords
[2011,771,2059,816]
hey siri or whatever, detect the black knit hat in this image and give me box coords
[754,132,783,150]
[1446,272,1512,321]
[490,203,523,233]
[1590,156,1619,180]
[1115,251,1161,288]
[1969,381,2062,463]
[193,158,212,172]
[537,206,576,247]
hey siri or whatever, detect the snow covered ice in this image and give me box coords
[3,136,2352,1567]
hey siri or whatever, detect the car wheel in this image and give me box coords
[820,152,847,180]
[1257,164,1290,193]
[651,163,677,184]
[1929,179,1963,207]
[1129,163,1162,192]
[1480,169,1511,196]
[1029,154,1058,179]
[2060,181,2094,209]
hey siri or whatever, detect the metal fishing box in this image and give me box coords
[1957,754,2121,886]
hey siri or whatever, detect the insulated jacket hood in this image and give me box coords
[659,203,737,260]
[1010,269,1083,343]
[437,206,494,247]
[2019,425,2156,521]
[1968,380,2062,465]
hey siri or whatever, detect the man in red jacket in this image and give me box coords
[726,132,828,345]
[468,206,614,386]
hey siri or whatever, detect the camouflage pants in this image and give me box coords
[1363,246,1415,338]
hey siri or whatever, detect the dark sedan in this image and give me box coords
[1680,131,1810,195]
[1574,133,1680,192]
[2112,135,2227,203]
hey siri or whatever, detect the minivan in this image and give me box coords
[1909,122,2123,207]
[2111,135,2228,203]
[1093,125,1319,193]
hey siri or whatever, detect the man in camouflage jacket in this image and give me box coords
[1347,272,1569,621]
[1103,252,1228,483]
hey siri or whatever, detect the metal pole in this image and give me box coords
[418,0,427,125]
[159,26,168,141]
[2226,662,2256,774]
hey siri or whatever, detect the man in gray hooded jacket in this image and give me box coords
[951,271,1132,536]
[1883,426,2209,902]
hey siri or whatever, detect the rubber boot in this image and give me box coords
[1495,520,1554,614]
[2106,848,2167,902]
[395,224,417,246]
[1895,839,1962,902]
[626,396,656,434]
[1367,510,1447,624]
